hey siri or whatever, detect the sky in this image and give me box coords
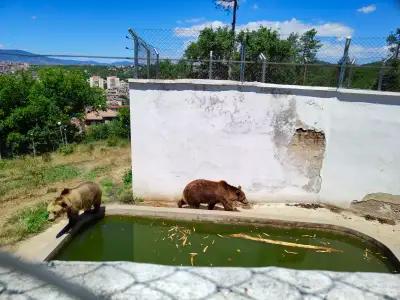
[0,0,399,62]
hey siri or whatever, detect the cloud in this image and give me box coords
[174,18,353,38]
[184,17,206,24]
[252,3,259,10]
[357,4,376,14]
[175,21,226,37]
[0,44,4,49]
[318,41,389,63]
[31,15,37,20]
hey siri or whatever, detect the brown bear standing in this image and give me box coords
[178,179,248,211]
[47,181,102,224]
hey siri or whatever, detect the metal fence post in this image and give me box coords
[154,49,160,79]
[259,53,266,83]
[146,48,151,79]
[240,42,246,82]
[338,37,352,88]
[347,58,356,88]
[378,57,390,91]
[303,58,309,85]
[209,51,213,80]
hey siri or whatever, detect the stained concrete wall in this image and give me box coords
[129,80,400,207]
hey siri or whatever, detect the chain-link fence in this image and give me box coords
[0,28,399,92]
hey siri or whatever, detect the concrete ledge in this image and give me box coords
[1,261,400,299]
[128,79,400,105]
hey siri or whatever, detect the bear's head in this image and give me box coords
[235,186,248,205]
[47,188,70,221]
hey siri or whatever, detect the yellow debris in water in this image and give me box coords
[212,240,215,245]
[189,253,198,266]
[262,233,270,237]
[203,246,208,253]
[236,249,241,253]
[284,249,298,255]
[230,233,342,253]
[217,234,224,238]
[301,234,317,238]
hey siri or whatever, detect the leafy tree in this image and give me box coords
[387,28,400,57]
[0,68,106,157]
[298,29,322,63]
[372,28,400,92]
[236,27,298,82]
[185,27,234,79]
[185,27,234,60]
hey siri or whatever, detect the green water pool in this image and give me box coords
[54,216,400,273]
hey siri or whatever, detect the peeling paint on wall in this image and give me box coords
[288,128,326,192]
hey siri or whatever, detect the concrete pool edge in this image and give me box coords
[13,204,400,264]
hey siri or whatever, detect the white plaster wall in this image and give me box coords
[129,80,400,207]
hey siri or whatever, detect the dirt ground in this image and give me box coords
[0,141,131,244]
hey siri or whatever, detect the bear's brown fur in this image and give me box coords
[178,179,248,211]
[47,181,102,222]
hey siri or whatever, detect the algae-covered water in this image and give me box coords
[54,216,400,273]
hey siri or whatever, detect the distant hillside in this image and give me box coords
[0,49,103,65]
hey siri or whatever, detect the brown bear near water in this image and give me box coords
[178,179,248,211]
[47,181,102,223]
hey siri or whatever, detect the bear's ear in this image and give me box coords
[238,185,242,190]
[220,180,228,188]
[60,188,70,196]
[60,201,68,208]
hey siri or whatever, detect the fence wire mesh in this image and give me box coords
[0,28,399,92]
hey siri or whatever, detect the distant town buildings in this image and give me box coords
[0,61,29,74]
[84,109,119,126]
[86,75,129,125]
[89,76,105,89]
[106,76,120,89]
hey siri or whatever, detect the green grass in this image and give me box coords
[43,165,81,183]
[0,202,50,245]
[0,159,81,201]
[83,165,112,181]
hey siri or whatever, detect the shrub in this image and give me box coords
[119,190,134,204]
[106,136,119,147]
[123,169,132,187]
[59,144,74,156]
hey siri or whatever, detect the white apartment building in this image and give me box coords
[89,76,105,89]
[107,76,120,89]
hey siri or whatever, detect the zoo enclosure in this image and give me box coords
[0,28,399,91]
